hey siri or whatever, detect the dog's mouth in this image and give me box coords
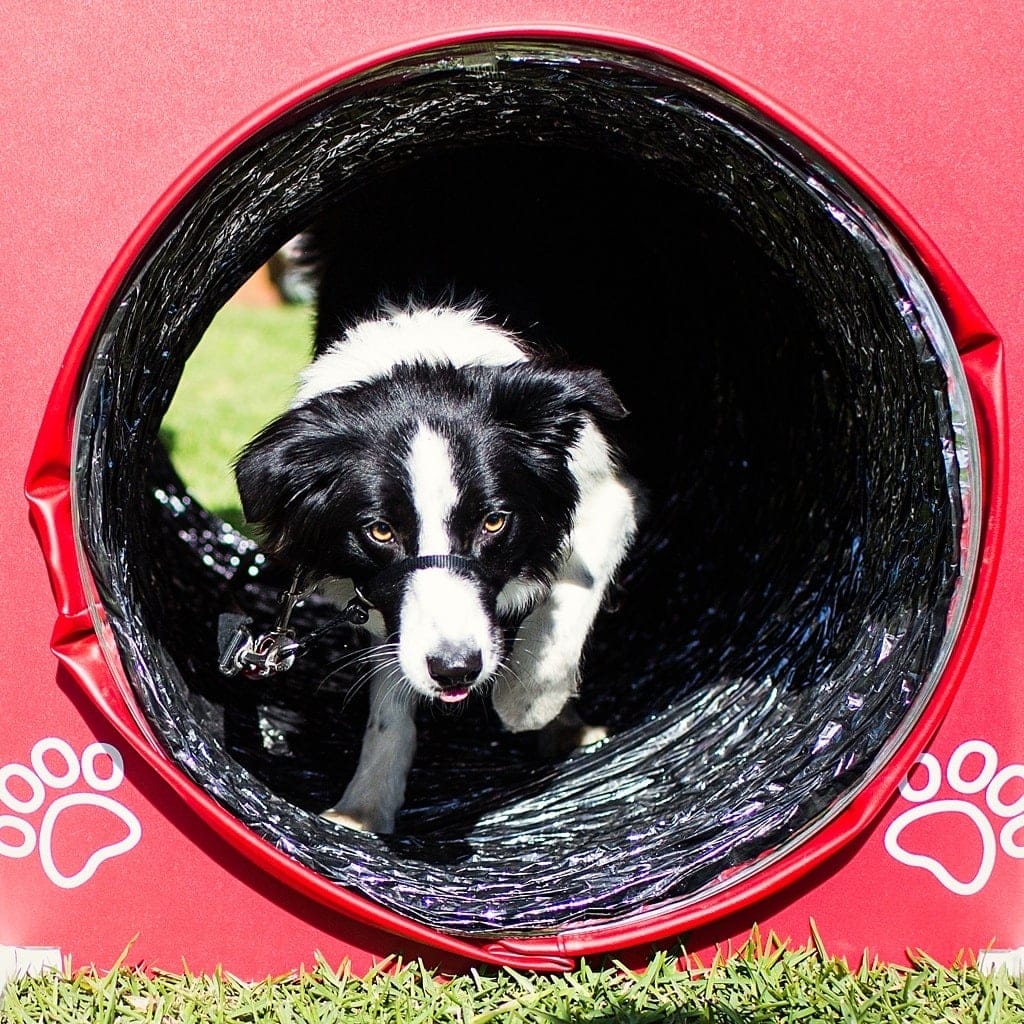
[437,685,472,704]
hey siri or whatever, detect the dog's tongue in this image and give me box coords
[439,687,470,704]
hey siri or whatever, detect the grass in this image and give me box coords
[159,300,312,525]
[4,935,1023,1023]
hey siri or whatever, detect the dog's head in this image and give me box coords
[235,360,625,702]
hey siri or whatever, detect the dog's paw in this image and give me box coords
[320,809,371,832]
[576,723,610,747]
[320,806,394,835]
[535,703,609,758]
[492,658,581,733]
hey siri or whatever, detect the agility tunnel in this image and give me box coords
[10,13,1021,977]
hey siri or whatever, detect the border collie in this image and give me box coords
[235,303,639,833]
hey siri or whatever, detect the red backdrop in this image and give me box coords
[2,3,1023,977]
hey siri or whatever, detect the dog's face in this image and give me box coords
[235,360,624,703]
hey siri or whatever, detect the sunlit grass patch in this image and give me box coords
[160,301,311,526]
[5,934,1024,1023]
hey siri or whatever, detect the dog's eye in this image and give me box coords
[482,511,509,535]
[366,521,395,544]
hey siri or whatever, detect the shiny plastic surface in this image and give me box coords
[67,42,976,936]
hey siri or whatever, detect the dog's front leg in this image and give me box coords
[492,465,637,735]
[321,672,417,834]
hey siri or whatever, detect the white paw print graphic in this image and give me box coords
[885,739,1024,896]
[0,737,142,889]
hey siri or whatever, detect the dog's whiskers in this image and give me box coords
[497,643,542,684]
[338,662,400,714]
[317,657,395,695]
[376,666,416,718]
[318,643,403,708]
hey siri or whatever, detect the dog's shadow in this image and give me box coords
[384,706,578,865]
[241,703,597,868]
[221,615,596,866]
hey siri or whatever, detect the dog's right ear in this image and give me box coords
[234,401,344,556]
[234,412,298,553]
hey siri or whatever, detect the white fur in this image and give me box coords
[392,424,502,695]
[321,676,417,835]
[318,307,638,833]
[406,425,458,554]
[296,305,526,403]
[491,419,638,731]
[496,576,550,620]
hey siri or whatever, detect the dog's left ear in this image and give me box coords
[487,362,627,461]
[549,365,629,426]
[492,362,627,420]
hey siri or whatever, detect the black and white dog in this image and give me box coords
[235,303,639,833]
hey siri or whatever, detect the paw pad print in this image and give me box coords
[0,738,142,889]
[885,739,1024,896]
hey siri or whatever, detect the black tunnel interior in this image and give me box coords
[73,42,974,936]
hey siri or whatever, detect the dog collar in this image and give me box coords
[356,553,483,607]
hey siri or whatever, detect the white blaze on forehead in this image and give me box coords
[398,424,501,695]
[406,423,459,554]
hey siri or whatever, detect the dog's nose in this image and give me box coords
[426,649,483,687]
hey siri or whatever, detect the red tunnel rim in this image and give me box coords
[25,26,1006,969]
